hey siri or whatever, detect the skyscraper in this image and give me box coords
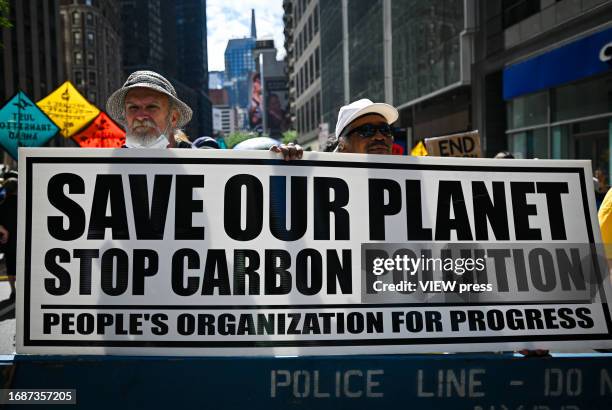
[0,0,66,164]
[119,0,211,138]
[283,0,320,148]
[223,9,257,112]
[175,0,212,137]
[59,0,123,108]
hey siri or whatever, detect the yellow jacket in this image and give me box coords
[598,188,612,254]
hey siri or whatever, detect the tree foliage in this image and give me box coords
[282,130,297,145]
[224,131,256,149]
[0,0,11,48]
[0,0,11,30]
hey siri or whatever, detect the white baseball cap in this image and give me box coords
[335,99,399,138]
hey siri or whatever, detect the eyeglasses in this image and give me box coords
[344,123,394,139]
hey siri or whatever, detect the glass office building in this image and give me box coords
[224,38,256,109]
[348,0,384,102]
[392,0,463,105]
[319,0,471,139]
[319,0,343,132]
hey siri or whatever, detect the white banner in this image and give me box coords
[17,148,612,355]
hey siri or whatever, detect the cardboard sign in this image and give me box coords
[17,149,612,356]
[0,91,59,159]
[425,131,481,157]
[37,81,100,138]
[72,112,125,148]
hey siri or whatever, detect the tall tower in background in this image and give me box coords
[251,9,257,38]
[59,0,123,109]
[119,0,211,138]
[175,0,212,137]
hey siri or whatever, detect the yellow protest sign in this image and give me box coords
[410,140,428,156]
[37,81,100,138]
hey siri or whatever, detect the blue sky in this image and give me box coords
[207,0,286,72]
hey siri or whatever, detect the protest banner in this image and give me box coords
[37,81,100,138]
[72,112,126,148]
[17,149,612,356]
[425,131,481,158]
[0,91,59,159]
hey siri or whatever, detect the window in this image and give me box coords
[74,51,83,65]
[72,11,80,25]
[316,92,321,124]
[88,71,96,86]
[74,71,84,86]
[313,5,318,34]
[88,91,97,102]
[315,47,320,78]
[86,12,93,26]
[86,31,94,47]
[309,54,314,86]
[506,91,547,129]
[310,97,315,130]
[508,128,548,159]
[305,100,310,131]
[87,52,95,66]
[308,15,313,43]
[73,31,82,46]
[300,66,305,94]
[298,107,303,133]
[502,0,540,29]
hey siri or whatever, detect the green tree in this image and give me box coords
[0,0,11,29]
[282,130,297,145]
[0,0,11,48]
[225,131,256,149]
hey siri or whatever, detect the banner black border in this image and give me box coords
[23,156,612,348]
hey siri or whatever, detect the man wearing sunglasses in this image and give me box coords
[334,99,398,154]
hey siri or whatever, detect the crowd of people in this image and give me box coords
[0,70,610,356]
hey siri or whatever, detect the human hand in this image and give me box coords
[270,142,304,161]
[518,349,550,357]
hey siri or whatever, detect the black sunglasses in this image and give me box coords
[345,123,394,139]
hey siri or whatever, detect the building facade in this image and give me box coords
[212,106,237,136]
[316,0,472,152]
[473,0,612,186]
[284,0,321,148]
[119,0,212,138]
[59,0,123,108]
[0,0,64,102]
[224,37,257,110]
[288,0,612,182]
[0,0,65,164]
[254,39,289,138]
[175,0,212,137]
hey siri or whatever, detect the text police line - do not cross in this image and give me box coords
[17,148,612,356]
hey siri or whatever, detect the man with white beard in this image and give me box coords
[107,71,191,148]
[107,70,302,158]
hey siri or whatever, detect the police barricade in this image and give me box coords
[8,148,612,408]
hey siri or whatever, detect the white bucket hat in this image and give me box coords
[335,98,398,138]
[106,70,193,128]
